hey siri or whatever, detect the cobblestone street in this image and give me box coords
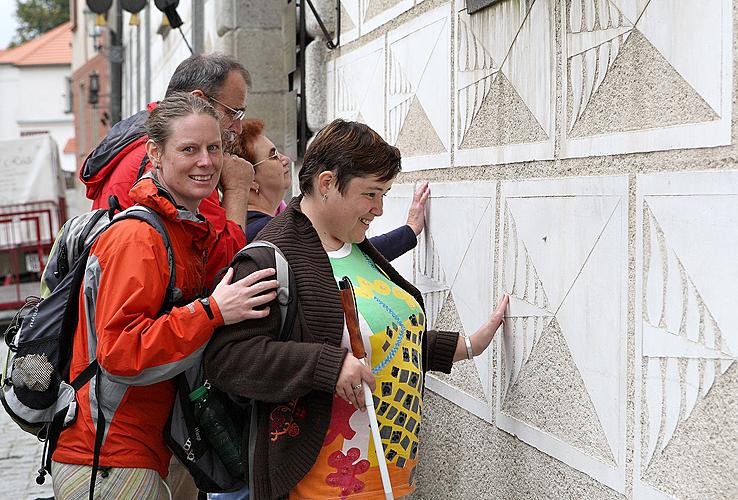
[1,339,54,499]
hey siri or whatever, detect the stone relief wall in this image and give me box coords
[498,176,628,493]
[372,176,630,492]
[327,4,453,170]
[455,0,555,165]
[369,182,497,422]
[635,171,738,500]
[561,0,732,157]
[325,0,732,164]
[324,0,737,497]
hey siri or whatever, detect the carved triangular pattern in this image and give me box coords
[501,202,553,394]
[388,50,415,146]
[641,203,736,469]
[336,69,357,116]
[415,231,450,331]
[457,15,498,142]
[568,0,633,130]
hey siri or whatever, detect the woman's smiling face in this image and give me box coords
[322,174,394,246]
[153,112,223,212]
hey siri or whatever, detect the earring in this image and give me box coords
[255,186,260,195]
[322,193,328,202]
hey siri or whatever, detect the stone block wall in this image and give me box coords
[121,0,296,158]
[307,0,738,498]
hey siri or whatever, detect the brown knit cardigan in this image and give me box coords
[203,196,458,500]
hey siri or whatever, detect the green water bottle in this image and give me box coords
[188,384,244,477]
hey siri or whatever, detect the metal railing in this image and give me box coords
[0,200,64,310]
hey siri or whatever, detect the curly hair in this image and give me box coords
[230,118,265,164]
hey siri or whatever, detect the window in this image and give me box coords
[64,76,73,113]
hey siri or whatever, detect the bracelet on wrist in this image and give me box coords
[464,335,474,360]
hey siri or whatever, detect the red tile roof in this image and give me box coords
[63,137,76,154]
[0,22,71,66]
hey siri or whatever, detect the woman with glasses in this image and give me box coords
[232,119,431,261]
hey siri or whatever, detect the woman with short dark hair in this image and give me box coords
[234,119,430,260]
[205,119,507,500]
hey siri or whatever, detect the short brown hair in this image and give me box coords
[231,118,265,163]
[299,119,401,196]
[146,92,219,148]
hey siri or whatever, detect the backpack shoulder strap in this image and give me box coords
[136,154,149,180]
[76,209,110,257]
[235,241,296,341]
[112,206,181,309]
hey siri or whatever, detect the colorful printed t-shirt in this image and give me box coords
[290,243,425,500]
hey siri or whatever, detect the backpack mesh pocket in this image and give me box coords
[13,353,54,391]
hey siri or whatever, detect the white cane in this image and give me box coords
[339,277,394,500]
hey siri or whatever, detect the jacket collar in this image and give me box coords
[129,172,215,250]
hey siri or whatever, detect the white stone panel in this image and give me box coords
[361,0,415,36]
[561,0,733,157]
[365,183,415,281]
[370,181,497,422]
[454,0,555,166]
[634,170,738,499]
[497,175,628,494]
[329,36,385,137]
[387,4,452,170]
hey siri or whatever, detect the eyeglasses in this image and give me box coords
[207,95,245,122]
[253,149,280,168]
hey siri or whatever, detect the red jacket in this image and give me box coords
[80,102,247,288]
[53,177,225,477]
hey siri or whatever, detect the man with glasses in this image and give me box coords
[80,53,255,290]
[207,94,246,123]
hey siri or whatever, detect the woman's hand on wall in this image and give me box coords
[406,181,431,236]
[211,267,279,325]
[336,354,376,411]
[453,293,509,362]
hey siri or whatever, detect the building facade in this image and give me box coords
[305,0,738,499]
[70,0,737,497]
[0,23,75,174]
[117,0,297,160]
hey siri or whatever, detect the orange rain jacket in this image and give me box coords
[53,176,225,478]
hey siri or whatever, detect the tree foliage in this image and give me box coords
[10,0,70,47]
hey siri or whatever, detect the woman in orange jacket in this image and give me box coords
[51,93,278,500]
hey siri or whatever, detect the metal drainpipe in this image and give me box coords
[110,0,124,124]
[192,0,204,54]
[299,0,307,158]
[145,5,151,104]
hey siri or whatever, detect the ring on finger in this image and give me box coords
[353,383,362,391]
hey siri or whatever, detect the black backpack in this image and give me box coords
[165,241,298,494]
[0,204,177,498]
